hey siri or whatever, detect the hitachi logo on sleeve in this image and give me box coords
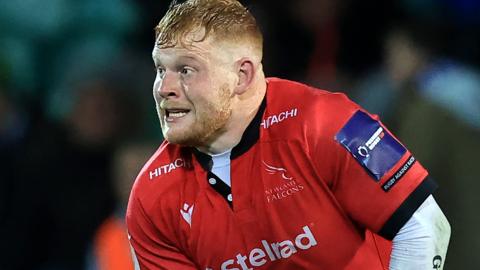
[149,158,189,180]
[261,108,298,129]
[218,225,317,270]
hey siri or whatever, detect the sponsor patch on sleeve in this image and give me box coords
[382,155,416,191]
[335,110,406,181]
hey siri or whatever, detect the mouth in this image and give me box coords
[165,108,191,121]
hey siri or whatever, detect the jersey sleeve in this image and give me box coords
[309,93,437,240]
[126,192,197,270]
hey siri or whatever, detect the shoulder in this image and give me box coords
[128,141,192,212]
[264,77,362,137]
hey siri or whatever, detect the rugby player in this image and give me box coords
[126,0,450,269]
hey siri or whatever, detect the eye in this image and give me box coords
[155,66,166,77]
[180,66,194,76]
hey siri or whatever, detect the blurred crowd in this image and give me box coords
[0,0,479,269]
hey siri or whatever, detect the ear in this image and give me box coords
[233,57,255,95]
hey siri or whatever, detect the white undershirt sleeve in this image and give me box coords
[389,195,451,270]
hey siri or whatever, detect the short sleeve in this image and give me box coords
[126,194,197,270]
[309,93,436,240]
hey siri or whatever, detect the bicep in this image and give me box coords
[126,197,197,270]
[314,107,435,236]
[128,234,197,270]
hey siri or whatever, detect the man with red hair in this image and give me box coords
[127,1,450,269]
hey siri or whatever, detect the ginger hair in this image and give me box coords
[155,0,263,58]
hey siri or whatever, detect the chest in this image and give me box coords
[173,141,371,269]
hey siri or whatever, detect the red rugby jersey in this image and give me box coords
[126,78,435,270]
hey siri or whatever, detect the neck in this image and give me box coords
[196,72,266,155]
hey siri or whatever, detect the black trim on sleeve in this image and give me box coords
[378,176,438,240]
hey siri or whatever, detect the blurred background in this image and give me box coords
[0,0,478,269]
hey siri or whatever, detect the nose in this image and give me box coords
[154,71,180,99]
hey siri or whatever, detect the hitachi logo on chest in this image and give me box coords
[261,108,298,129]
[219,225,317,270]
[149,158,188,180]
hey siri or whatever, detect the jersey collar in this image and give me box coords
[193,94,267,171]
